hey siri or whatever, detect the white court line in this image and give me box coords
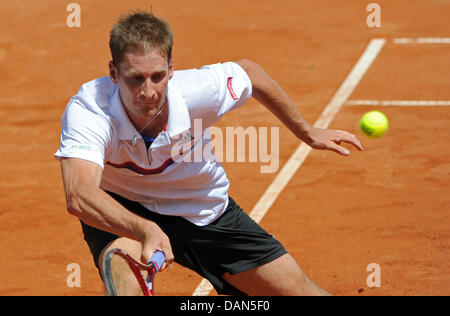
[192,38,386,296]
[346,100,450,106]
[393,38,450,44]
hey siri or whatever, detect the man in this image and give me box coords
[55,11,362,296]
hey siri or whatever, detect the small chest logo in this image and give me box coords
[227,77,239,100]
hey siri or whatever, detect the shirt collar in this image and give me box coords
[110,84,139,140]
[165,79,191,138]
[110,79,191,141]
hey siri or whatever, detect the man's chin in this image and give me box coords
[143,105,164,118]
[135,104,158,114]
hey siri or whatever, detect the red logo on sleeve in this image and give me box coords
[227,77,239,100]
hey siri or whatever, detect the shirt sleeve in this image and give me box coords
[203,61,253,116]
[174,62,253,128]
[54,100,112,169]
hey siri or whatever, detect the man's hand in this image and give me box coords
[60,158,175,270]
[234,59,363,156]
[302,126,364,156]
[139,221,174,271]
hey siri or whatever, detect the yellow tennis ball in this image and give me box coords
[360,111,388,138]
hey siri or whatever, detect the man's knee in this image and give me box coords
[98,237,142,275]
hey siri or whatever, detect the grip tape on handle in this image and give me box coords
[148,250,165,272]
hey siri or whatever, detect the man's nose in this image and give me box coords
[139,79,156,102]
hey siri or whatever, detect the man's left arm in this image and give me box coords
[235,59,363,156]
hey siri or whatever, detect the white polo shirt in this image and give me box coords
[54,62,252,226]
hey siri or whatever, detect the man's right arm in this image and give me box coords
[59,157,174,267]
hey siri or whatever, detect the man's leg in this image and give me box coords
[98,237,142,276]
[223,253,331,296]
[97,237,145,295]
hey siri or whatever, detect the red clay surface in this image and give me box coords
[0,0,449,296]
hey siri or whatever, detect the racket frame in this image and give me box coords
[102,248,161,296]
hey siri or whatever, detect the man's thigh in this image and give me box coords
[222,253,331,296]
[98,237,142,276]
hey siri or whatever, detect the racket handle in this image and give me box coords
[148,250,165,272]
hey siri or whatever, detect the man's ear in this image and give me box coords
[168,58,174,80]
[109,61,119,84]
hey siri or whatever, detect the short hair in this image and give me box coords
[109,11,173,68]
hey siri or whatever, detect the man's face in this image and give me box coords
[109,50,173,122]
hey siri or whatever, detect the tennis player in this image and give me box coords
[55,11,362,295]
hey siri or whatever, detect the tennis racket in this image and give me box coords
[102,248,166,296]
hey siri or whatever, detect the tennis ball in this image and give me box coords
[360,111,388,138]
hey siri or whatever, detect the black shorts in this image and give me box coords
[80,191,287,295]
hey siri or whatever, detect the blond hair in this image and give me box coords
[109,11,173,68]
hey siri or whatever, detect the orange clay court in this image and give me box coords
[0,0,449,296]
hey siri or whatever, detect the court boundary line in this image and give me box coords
[192,38,386,296]
[393,38,450,44]
[346,100,450,106]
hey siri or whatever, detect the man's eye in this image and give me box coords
[152,73,165,82]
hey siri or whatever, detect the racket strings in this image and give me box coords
[110,254,149,296]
